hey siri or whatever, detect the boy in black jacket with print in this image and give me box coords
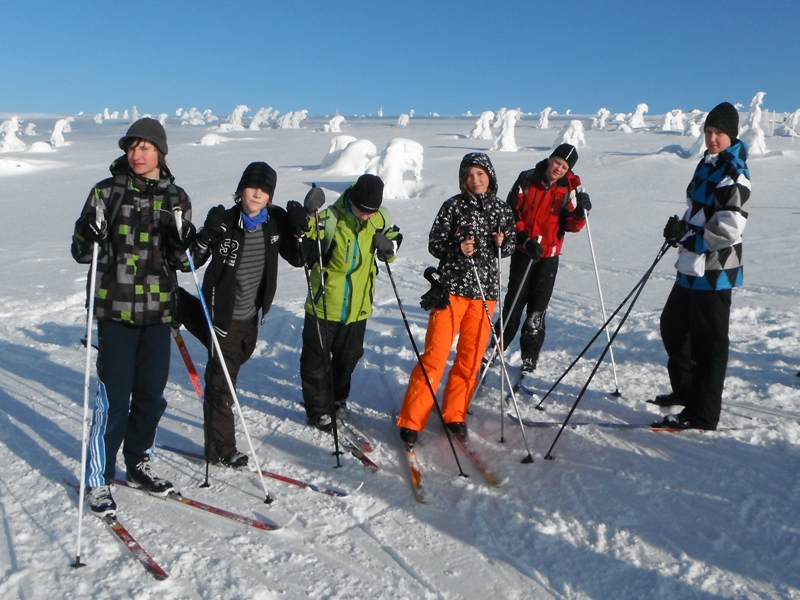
[180,162,305,467]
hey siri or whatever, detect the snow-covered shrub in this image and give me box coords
[365,138,424,200]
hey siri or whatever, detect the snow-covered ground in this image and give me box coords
[0,112,798,599]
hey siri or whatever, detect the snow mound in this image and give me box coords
[322,138,378,176]
[198,133,229,146]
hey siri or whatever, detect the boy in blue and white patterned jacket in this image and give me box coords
[653,101,751,430]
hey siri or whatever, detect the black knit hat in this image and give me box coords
[704,101,739,142]
[550,143,578,170]
[349,174,384,213]
[119,118,168,155]
[236,162,277,198]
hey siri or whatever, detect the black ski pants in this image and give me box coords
[494,251,559,366]
[660,284,731,430]
[300,312,366,421]
[203,315,259,462]
[176,288,259,461]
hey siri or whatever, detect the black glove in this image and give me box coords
[169,218,196,251]
[373,232,395,261]
[304,184,325,213]
[523,237,543,259]
[420,267,450,311]
[286,200,309,237]
[663,215,689,247]
[198,205,227,246]
[77,212,108,244]
[574,191,592,219]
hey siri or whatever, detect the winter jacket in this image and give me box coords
[304,187,401,324]
[429,192,515,300]
[191,203,304,337]
[675,139,750,290]
[506,159,585,258]
[71,155,192,326]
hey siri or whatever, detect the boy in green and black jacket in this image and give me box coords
[299,174,402,430]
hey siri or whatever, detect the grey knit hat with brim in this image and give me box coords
[119,118,168,155]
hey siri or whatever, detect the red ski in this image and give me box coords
[114,479,291,531]
[65,480,168,580]
[171,328,204,401]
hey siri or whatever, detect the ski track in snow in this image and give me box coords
[0,114,799,599]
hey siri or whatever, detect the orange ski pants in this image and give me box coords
[397,294,495,432]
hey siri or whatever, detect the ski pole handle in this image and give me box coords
[173,208,184,241]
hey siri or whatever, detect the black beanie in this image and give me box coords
[119,118,168,155]
[704,102,739,142]
[349,174,384,213]
[236,162,277,198]
[550,143,578,170]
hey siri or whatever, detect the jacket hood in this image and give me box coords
[459,152,498,195]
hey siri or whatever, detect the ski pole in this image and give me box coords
[298,227,342,467]
[73,210,103,569]
[309,194,343,464]
[175,209,274,504]
[533,242,668,411]
[470,254,535,404]
[544,242,670,460]
[585,212,621,396]
[382,260,467,477]
[496,232,505,441]
[469,258,534,463]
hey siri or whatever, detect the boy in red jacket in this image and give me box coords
[489,143,591,376]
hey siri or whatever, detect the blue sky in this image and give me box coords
[3,0,798,117]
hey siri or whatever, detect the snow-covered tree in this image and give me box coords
[0,117,26,152]
[492,109,520,151]
[324,115,347,133]
[248,107,273,131]
[591,108,610,130]
[50,117,74,148]
[774,109,800,137]
[661,109,685,132]
[628,103,649,129]
[468,111,495,140]
[552,120,586,149]
[538,107,553,129]
[276,110,308,129]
